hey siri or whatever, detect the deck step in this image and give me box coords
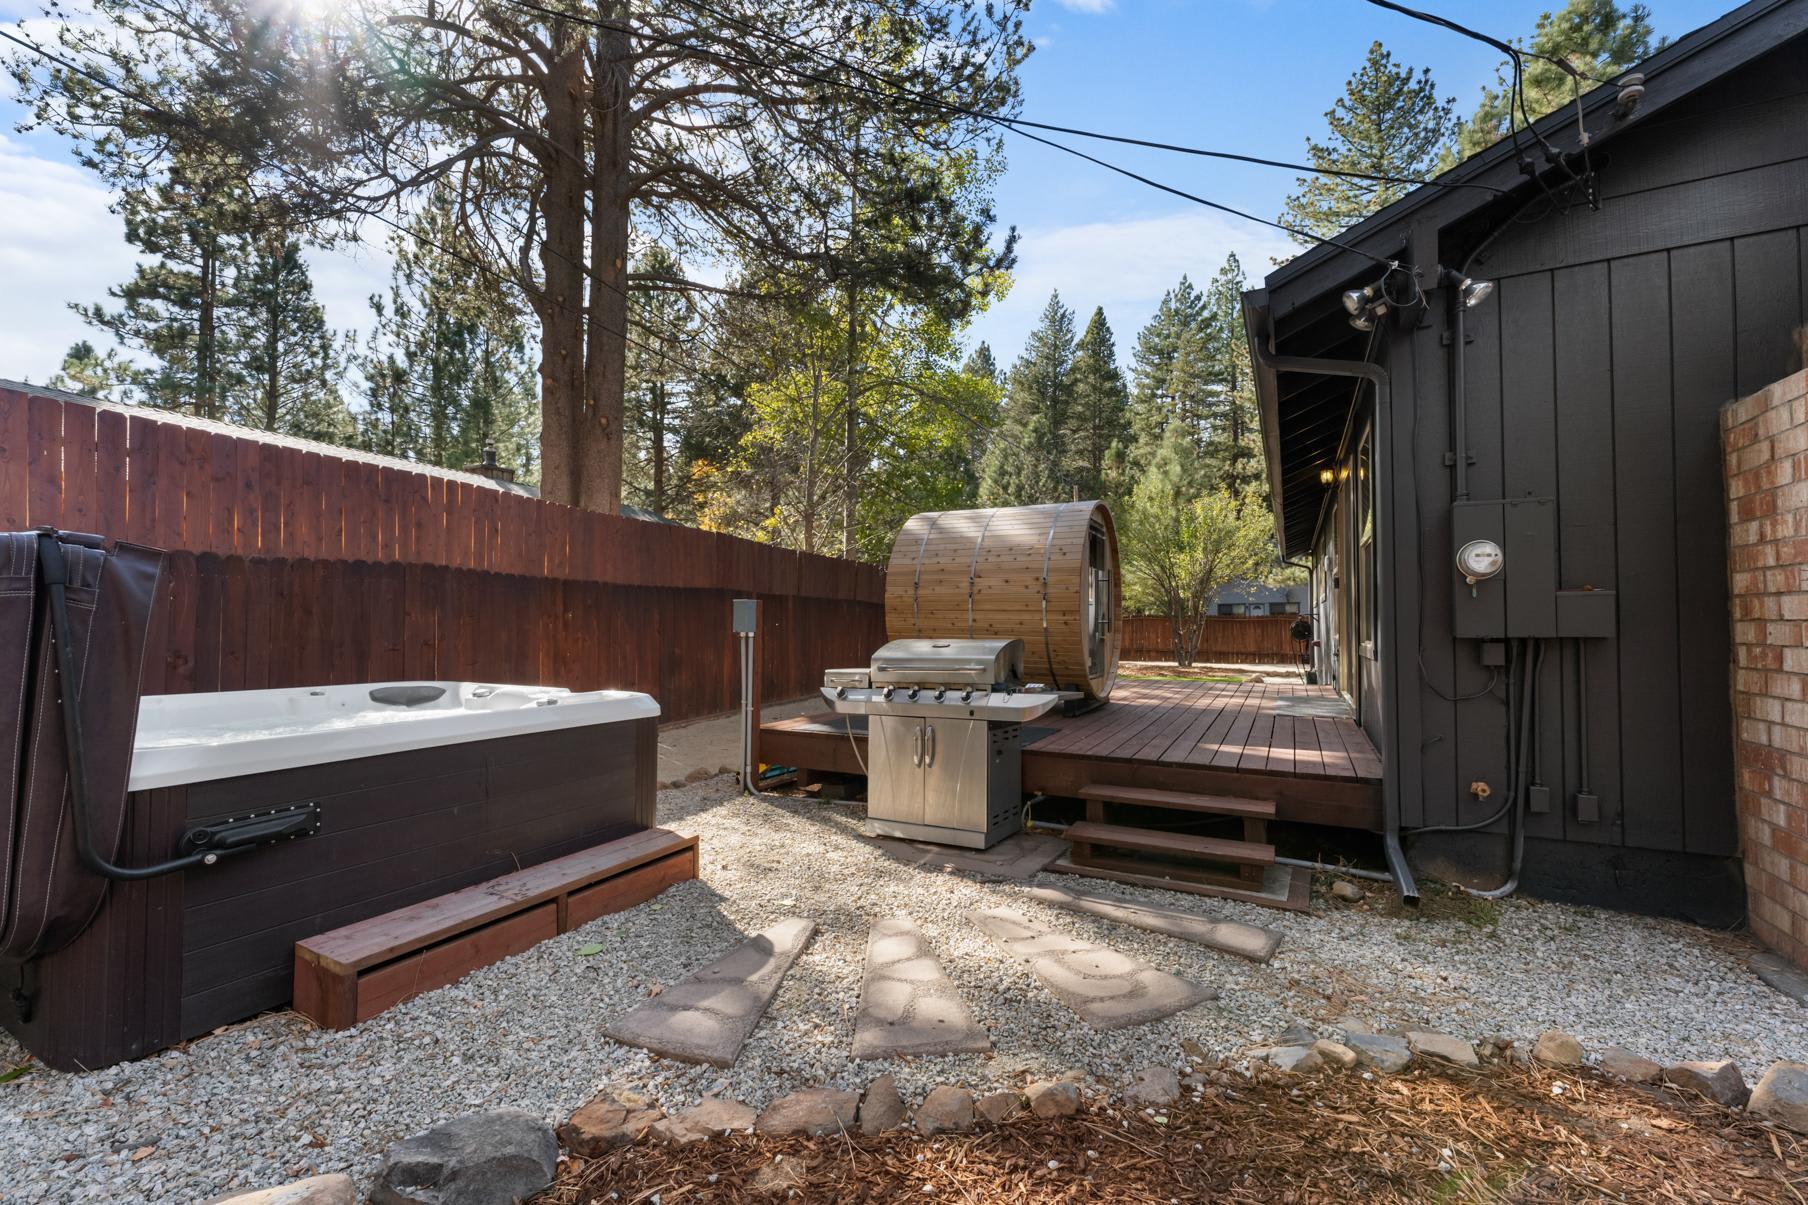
[1079,784,1275,820]
[1061,821,1275,866]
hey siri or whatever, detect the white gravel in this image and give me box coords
[4,774,1804,1202]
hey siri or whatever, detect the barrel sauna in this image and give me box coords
[884,501,1121,699]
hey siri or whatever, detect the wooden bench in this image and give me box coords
[293,827,699,1029]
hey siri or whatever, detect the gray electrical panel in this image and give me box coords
[1451,499,1557,639]
[732,598,759,635]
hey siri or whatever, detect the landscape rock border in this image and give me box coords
[215,1024,1808,1201]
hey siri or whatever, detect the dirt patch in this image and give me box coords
[535,1063,1804,1203]
[1117,661,1307,684]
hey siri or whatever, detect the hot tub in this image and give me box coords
[3,682,660,1070]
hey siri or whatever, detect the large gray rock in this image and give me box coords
[1599,1047,1662,1084]
[1662,1060,1750,1107]
[1125,1067,1180,1107]
[371,1110,557,1205]
[1267,1045,1324,1074]
[207,1175,355,1205]
[858,1075,908,1136]
[1330,880,1365,902]
[1749,1061,1808,1134]
[558,1095,663,1156]
[649,1098,756,1144]
[915,1086,976,1135]
[1405,1031,1479,1069]
[1026,1080,1081,1118]
[1532,1030,1585,1067]
[1345,1033,1412,1073]
[756,1087,859,1136]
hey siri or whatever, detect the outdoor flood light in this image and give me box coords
[1457,276,1495,308]
[1457,538,1504,586]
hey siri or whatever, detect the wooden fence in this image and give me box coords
[1,386,886,721]
[1120,614,1307,666]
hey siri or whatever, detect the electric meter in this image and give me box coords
[1456,539,1504,585]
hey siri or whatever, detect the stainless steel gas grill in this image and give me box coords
[820,638,1066,849]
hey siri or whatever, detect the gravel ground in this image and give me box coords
[5,775,1804,1202]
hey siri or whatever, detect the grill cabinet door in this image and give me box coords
[868,714,925,824]
[921,718,988,833]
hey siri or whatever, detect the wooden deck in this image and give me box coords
[761,680,1384,831]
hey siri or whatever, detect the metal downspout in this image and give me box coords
[1252,336,1417,904]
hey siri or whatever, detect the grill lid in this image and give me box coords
[868,638,1024,687]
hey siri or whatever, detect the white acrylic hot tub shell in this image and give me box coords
[129,681,660,790]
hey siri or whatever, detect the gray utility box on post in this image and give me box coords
[1451,499,1615,640]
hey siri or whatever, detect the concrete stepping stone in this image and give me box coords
[1022,884,1282,962]
[853,917,991,1060]
[603,918,815,1067]
[969,908,1214,1031]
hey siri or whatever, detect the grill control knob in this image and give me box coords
[934,688,946,701]
[961,687,974,702]
[907,687,920,700]
[836,686,847,699]
[882,686,894,700]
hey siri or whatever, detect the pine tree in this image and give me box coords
[72,148,256,419]
[1449,0,1659,163]
[1199,255,1262,496]
[962,342,999,385]
[45,341,135,402]
[357,188,538,475]
[227,234,352,440]
[1127,276,1207,464]
[625,247,700,518]
[1065,308,1130,501]
[1279,42,1456,243]
[978,292,1076,505]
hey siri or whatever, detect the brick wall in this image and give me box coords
[1725,368,1808,970]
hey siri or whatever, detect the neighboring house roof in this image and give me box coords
[1243,0,1807,558]
[1,378,543,498]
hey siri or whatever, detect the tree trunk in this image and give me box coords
[263,287,279,431]
[197,236,217,421]
[534,41,588,509]
[842,137,861,559]
[580,14,631,515]
[650,377,667,516]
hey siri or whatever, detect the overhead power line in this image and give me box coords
[497,0,1416,265]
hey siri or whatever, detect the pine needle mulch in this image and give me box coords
[536,1062,1807,1204]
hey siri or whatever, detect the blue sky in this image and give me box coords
[0,0,1734,384]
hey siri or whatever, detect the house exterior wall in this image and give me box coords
[1724,368,1808,968]
[1379,38,1808,867]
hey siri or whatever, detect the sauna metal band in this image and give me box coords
[911,511,943,633]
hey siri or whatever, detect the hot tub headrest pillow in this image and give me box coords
[368,685,448,708]
[0,531,164,964]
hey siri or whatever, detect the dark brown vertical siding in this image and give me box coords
[1609,252,1685,851]
[1497,273,1565,845]
[1671,242,1740,856]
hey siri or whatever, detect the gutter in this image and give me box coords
[1250,325,1418,905]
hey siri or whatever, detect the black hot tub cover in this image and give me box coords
[0,531,163,963]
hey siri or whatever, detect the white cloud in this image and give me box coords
[1051,0,1115,12]
[0,134,139,383]
[967,209,1296,363]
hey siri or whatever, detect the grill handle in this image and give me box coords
[925,723,936,767]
